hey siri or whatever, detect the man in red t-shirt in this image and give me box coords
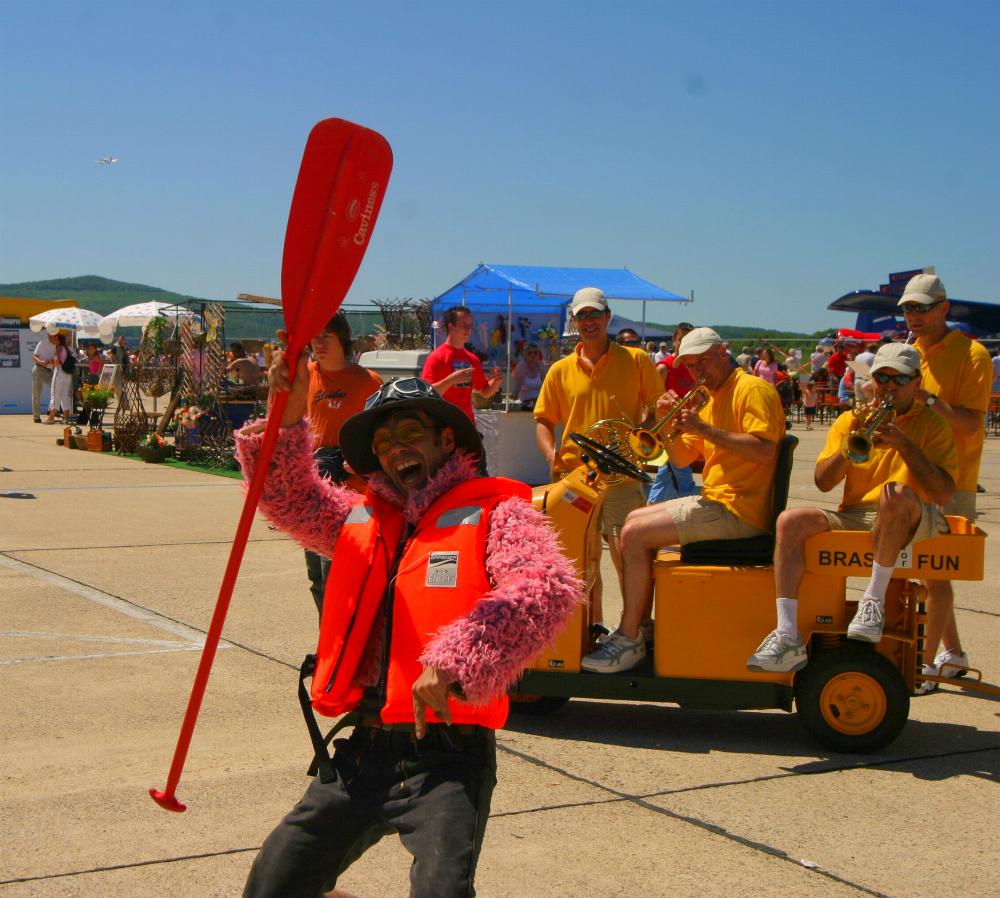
[421,306,503,421]
[826,342,848,391]
[649,322,699,503]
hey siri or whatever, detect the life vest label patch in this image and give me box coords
[426,551,459,588]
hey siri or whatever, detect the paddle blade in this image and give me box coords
[281,118,393,352]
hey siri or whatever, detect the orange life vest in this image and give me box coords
[310,475,531,729]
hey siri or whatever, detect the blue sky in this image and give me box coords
[3,1,998,332]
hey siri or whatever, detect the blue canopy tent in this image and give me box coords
[430,264,687,370]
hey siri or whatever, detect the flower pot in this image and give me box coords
[138,444,172,463]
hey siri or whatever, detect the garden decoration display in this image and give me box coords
[150,118,393,813]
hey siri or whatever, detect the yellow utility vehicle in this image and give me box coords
[513,432,995,753]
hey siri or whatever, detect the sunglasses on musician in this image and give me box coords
[900,301,944,314]
[872,372,917,386]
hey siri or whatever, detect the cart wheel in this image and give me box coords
[509,694,570,715]
[794,643,909,753]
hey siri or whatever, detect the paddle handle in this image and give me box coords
[150,382,295,812]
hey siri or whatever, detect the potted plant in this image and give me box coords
[137,432,172,463]
[81,384,115,409]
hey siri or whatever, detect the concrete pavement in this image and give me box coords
[1,414,998,897]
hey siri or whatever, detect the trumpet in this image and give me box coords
[584,383,710,477]
[841,398,894,463]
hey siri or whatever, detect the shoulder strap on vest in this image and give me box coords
[298,654,361,782]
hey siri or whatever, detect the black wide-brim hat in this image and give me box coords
[339,377,483,476]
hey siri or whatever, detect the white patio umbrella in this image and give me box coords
[98,301,194,335]
[29,306,105,338]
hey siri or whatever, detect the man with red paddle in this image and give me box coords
[236,364,580,898]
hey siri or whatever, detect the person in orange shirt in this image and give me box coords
[747,343,956,672]
[280,313,383,615]
[899,274,992,689]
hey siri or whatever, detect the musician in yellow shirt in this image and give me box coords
[748,343,957,672]
[583,327,785,673]
[900,273,992,689]
[534,288,663,627]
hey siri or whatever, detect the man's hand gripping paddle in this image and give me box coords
[150,119,392,812]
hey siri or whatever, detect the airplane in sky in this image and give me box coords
[97,156,119,164]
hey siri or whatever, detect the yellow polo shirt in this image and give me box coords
[534,342,663,474]
[672,368,785,533]
[819,405,957,509]
[914,329,991,492]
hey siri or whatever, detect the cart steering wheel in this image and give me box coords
[569,432,651,484]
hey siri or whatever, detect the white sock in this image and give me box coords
[776,598,798,638]
[864,562,893,604]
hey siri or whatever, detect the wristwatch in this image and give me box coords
[925,394,937,408]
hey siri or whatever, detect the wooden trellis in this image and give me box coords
[373,299,431,350]
[175,303,239,467]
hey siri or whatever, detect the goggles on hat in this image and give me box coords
[362,377,435,411]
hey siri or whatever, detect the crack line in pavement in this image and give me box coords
[0,551,301,673]
[0,554,225,645]
[2,535,291,552]
[0,846,260,885]
[492,740,1000,897]
[7,482,238,491]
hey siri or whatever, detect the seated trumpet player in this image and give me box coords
[583,328,785,673]
[747,343,957,672]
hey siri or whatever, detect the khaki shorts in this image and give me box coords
[599,480,646,541]
[942,489,976,523]
[821,501,949,544]
[664,495,768,545]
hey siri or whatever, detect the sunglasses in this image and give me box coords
[371,420,440,455]
[900,301,944,314]
[574,309,606,321]
[872,372,917,386]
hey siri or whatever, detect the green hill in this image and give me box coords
[0,275,284,339]
[0,275,211,317]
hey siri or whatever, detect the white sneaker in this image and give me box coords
[934,649,970,679]
[581,631,646,674]
[915,663,939,695]
[596,619,654,645]
[847,598,884,643]
[746,629,808,672]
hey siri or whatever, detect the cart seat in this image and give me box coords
[678,433,798,566]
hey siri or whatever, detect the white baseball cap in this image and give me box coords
[898,273,947,308]
[672,327,723,367]
[570,287,609,316]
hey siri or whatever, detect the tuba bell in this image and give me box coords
[841,398,894,463]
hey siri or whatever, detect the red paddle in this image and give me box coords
[150,119,393,812]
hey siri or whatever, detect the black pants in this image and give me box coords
[303,549,330,617]
[243,725,497,898]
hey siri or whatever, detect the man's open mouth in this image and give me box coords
[395,459,423,486]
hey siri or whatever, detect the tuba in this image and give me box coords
[841,398,894,463]
[584,382,710,478]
